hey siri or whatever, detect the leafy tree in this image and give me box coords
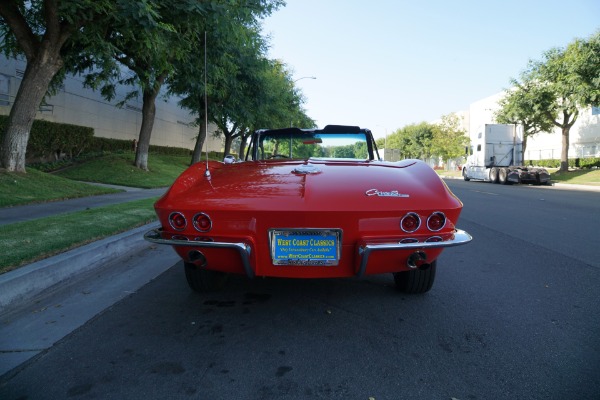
[386,122,434,159]
[495,80,554,157]
[0,0,118,172]
[79,0,215,171]
[516,31,600,172]
[431,113,469,166]
[170,1,288,164]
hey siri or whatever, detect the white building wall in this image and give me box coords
[0,55,223,153]
[465,91,600,160]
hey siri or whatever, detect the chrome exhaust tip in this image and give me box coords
[407,251,427,269]
[188,250,207,267]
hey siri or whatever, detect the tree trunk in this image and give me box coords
[560,125,570,172]
[522,134,528,164]
[1,56,62,172]
[238,134,249,159]
[223,135,234,156]
[134,88,159,171]
[191,121,207,164]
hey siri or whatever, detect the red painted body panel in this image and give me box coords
[153,158,464,278]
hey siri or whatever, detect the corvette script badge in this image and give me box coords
[365,188,410,198]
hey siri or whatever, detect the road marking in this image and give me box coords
[470,190,499,196]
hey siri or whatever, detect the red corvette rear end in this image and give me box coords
[145,125,471,294]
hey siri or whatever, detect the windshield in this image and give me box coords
[255,132,369,160]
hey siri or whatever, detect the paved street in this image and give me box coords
[1,180,599,399]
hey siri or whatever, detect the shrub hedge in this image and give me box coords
[91,136,192,156]
[0,115,93,160]
[527,157,600,169]
[0,115,193,161]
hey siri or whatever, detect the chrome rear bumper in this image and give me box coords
[356,229,472,277]
[145,228,472,279]
[144,228,255,278]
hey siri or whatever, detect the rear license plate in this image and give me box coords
[269,229,342,266]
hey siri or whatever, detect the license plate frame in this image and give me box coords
[269,228,342,266]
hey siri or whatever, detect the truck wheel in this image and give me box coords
[184,262,228,293]
[489,167,499,183]
[462,168,470,181]
[498,168,508,184]
[393,261,436,294]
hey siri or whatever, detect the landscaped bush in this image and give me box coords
[90,137,192,156]
[526,157,600,169]
[0,115,93,161]
[526,159,561,168]
[575,157,600,169]
[1,116,195,164]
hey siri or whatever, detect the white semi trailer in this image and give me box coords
[462,124,550,185]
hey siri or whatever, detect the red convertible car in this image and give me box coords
[145,125,471,294]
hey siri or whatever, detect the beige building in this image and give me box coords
[0,55,222,152]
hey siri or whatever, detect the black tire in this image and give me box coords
[184,262,228,293]
[489,167,499,183]
[498,167,508,184]
[393,260,437,294]
[462,168,470,181]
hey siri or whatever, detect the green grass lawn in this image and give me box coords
[0,168,121,208]
[0,152,196,273]
[549,169,600,186]
[54,153,192,188]
[0,198,158,274]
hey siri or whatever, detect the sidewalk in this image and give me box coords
[0,185,178,377]
[0,184,166,226]
[0,184,168,307]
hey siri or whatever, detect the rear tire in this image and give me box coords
[498,168,508,184]
[184,262,228,293]
[393,260,437,294]
[489,167,499,183]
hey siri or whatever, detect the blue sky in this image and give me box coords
[261,0,600,138]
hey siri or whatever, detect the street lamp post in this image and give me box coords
[294,76,316,83]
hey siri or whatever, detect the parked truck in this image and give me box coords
[462,124,551,185]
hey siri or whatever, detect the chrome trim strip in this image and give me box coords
[144,228,254,278]
[356,229,472,278]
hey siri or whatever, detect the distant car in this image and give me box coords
[145,125,471,294]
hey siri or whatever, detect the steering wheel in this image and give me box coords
[267,154,289,159]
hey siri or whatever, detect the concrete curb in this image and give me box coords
[0,222,159,313]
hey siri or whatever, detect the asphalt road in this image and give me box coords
[1,180,599,400]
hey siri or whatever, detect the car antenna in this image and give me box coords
[203,31,211,180]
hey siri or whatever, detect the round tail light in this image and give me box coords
[169,212,187,231]
[427,212,446,231]
[193,212,212,232]
[401,212,421,233]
